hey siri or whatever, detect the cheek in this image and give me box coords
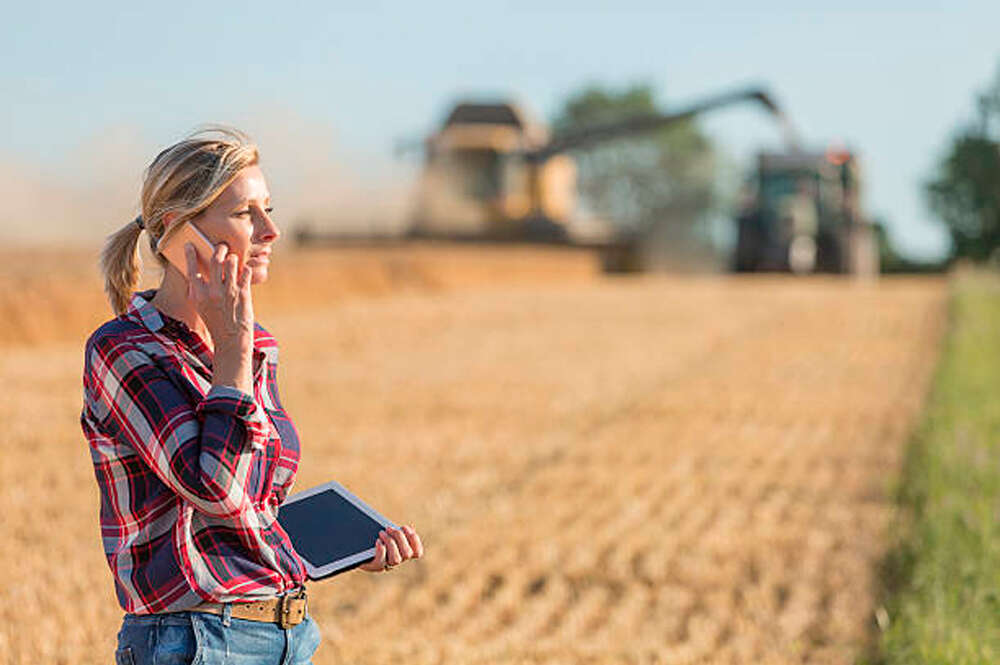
[219,223,253,259]
[235,224,253,251]
[202,220,251,256]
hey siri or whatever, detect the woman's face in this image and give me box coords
[189,164,280,285]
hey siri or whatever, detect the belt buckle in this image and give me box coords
[278,588,306,630]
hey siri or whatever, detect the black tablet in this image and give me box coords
[277,480,396,580]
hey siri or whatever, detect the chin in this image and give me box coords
[249,265,269,285]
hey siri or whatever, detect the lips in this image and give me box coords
[248,250,271,264]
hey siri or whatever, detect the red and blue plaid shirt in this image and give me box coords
[81,289,307,614]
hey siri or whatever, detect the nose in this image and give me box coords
[253,205,281,244]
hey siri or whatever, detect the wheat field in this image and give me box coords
[0,246,947,664]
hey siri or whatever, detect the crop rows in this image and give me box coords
[0,253,946,664]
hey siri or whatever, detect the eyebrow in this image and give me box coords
[231,196,272,209]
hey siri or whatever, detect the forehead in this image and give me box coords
[217,165,269,205]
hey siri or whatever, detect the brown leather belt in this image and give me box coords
[190,587,308,629]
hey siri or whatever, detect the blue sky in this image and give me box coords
[6,1,999,258]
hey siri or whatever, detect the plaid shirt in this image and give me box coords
[81,289,307,614]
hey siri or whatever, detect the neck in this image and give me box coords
[150,267,213,351]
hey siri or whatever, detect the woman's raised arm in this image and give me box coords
[82,334,267,518]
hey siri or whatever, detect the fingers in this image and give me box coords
[362,526,424,574]
[185,243,199,280]
[210,243,228,286]
[185,244,205,297]
[380,529,403,566]
[359,538,388,573]
[213,245,250,292]
[388,526,414,559]
[401,524,424,559]
[224,252,238,286]
[202,243,246,294]
[239,254,252,290]
[374,538,389,569]
[380,526,423,566]
[186,242,230,288]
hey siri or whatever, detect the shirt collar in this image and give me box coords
[125,289,267,378]
[127,289,169,333]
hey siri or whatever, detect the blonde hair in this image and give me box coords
[100,126,260,315]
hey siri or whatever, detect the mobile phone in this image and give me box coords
[157,221,216,280]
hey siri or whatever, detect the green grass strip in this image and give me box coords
[873,270,1000,663]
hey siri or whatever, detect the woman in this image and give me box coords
[81,127,423,665]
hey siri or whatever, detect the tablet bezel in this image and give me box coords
[278,480,397,580]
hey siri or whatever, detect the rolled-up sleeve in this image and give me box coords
[197,385,270,451]
[84,336,266,518]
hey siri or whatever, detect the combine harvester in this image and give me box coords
[296,85,878,275]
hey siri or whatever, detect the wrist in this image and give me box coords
[214,334,253,357]
[212,357,253,394]
[211,376,254,395]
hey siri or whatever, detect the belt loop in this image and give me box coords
[222,602,232,627]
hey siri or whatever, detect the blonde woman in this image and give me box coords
[81,128,423,665]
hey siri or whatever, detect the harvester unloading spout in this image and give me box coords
[525,86,799,163]
[505,86,801,256]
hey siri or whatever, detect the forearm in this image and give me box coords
[191,386,270,515]
[87,340,267,518]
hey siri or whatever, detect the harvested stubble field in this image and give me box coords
[0,245,947,664]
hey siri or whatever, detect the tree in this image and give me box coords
[873,219,947,273]
[550,83,716,242]
[926,65,1000,261]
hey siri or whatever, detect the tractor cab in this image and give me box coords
[734,147,878,275]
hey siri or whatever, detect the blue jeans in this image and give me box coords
[113,604,322,665]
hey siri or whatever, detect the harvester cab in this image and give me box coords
[409,102,576,242]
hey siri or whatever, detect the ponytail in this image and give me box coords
[100,216,144,316]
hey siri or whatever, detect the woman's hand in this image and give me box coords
[186,242,255,394]
[359,525,424,573]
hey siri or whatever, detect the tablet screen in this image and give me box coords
[277,488,383,570]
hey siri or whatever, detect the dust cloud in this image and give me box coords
[0,111,414,248]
